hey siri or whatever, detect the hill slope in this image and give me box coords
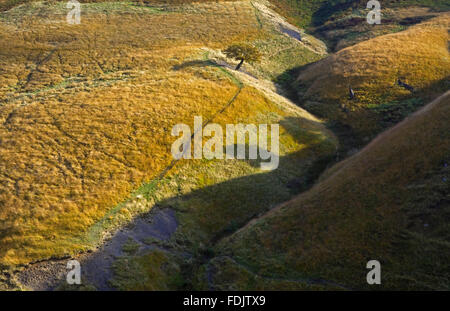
[294,14,449,144]
[0,0,448,291]
[0,0,336,272]
[208,91,450,290]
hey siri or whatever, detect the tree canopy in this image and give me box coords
[223,43,261,62]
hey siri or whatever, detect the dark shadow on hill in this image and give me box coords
[46,115,336,290]
[156,116,335,242]
[172,59,257,79]
[311,0,360,27]
[172,60,215,71]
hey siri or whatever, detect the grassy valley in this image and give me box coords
[0,0,448,291]
[0,0,336,289]
[208,91,450,290]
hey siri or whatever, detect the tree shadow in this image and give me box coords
[172,58,258,79]
[172,60,218,71]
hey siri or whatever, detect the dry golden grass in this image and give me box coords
[99,80,337,290]
[0,0,261,265]
[295,14,450,139]
[0,1,333,267]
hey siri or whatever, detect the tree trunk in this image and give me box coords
[235,59,244,71]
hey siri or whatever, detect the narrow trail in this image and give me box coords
[22,43,61,90]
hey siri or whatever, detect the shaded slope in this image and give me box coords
[210,91,450,290]
[268,0,450,29]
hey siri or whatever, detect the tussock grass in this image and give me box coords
[0,0,332,268]
[0,0,259,265]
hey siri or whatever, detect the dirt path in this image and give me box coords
[251,1,327,55]
[16,207,177,290]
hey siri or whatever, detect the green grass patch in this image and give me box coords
[367,97,424,124]
[109,249,183,290]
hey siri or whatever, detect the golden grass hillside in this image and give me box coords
[0,0,335,268]
[99,87,337,290]
[294,14,449,142]
[211,91,450,290]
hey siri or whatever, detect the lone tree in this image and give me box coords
[223,43,261,71]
